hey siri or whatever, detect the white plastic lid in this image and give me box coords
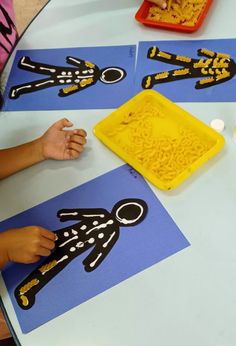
[210,119,225,133]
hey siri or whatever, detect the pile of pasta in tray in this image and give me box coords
[147,0,207,27]
[105,101,212,183]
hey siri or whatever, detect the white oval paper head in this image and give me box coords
[112,199,148,227]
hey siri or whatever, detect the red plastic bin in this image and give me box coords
[135,0,213,33]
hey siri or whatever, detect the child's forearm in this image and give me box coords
[0,234,9,270]
[0,138,45,179]
[0,255,8,270]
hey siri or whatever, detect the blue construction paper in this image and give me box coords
[3,45,136,111]
[135,39,236,102]
[0,165,189,333]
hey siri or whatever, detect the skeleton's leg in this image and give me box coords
[195,73,232,89]
[147,46,197,67]
[142,67,198,89]
[9,78,58,99]
[18,56,60,75]
[14,243,91,310]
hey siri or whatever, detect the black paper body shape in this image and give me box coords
[142,46,236,90]
[15,198,148,310]
[9,56,127,99]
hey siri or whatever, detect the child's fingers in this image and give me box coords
[26,255,41,264]
[37,247,51,257]
[53,118,73,130]
[73,129,87,137]
[67,142,84,153]
[67,149,81,160]
[68,134,87,145]
[40,238,55,251]
[149,0,167,9]
[39,227,57,241]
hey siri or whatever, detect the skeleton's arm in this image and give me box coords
[66,56,87,67]
[197,48,231,59]
[58,78,96,97]
[83,230,119,272]
[58,78,95,97]
[66,57,96,70]
[57,208,109,222]
[142,67,192,89]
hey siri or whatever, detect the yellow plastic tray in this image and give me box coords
[93,90,225,190]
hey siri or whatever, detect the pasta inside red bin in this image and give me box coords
[147,0,207,27]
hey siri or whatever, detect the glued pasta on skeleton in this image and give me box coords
[9,56,127,99]
[14,199,148,310]
[142,46,236,90]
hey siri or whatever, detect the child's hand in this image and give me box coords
[0,118,87,179]
[0,226,56,265]
[148,0,181,9]
[39,118,87,161]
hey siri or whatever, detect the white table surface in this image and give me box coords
[1,1,236,345]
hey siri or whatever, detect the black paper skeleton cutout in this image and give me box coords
[9,56,127,99]
[15,198,148,309]
[142,46,236,90]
